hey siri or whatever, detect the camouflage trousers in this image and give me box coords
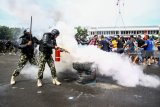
[12,53,37,77]
[37,52,57,79]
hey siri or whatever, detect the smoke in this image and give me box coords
[70,45,160,88]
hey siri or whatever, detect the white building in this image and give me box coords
[86,26,160,37]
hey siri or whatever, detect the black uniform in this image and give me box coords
[38,33,57,79]
[117,39,124,54]
[12,33,38,77]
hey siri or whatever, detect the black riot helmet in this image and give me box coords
[23,28,30,34]
[51,29,60,37]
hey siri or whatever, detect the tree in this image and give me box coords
[10,28,22,40]
[75,26,89,40]
[0,26,11,39]
[0,26,23,40]
[74,26,89,45]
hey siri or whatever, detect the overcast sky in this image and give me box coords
[0,0,159,31]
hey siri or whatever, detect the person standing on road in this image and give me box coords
[99,35,110,52]
[37,29,69,87]
[132,35,145,64]
[10,29,39,85]
[116,36,125,54]
[141,35,154,65]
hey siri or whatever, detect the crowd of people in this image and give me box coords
[77,34,160,66]
[0,40,18,55]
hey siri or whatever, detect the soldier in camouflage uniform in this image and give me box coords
[10,29,39,85]
[37,29,66,87]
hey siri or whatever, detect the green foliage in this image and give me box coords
[151,35,157,40]
[75,26,88,40]
[10,28,22,40]
[0,26,22,40]
[0,26,11,39]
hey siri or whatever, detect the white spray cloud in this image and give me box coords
[69,44,160,88]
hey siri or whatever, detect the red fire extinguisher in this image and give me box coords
[55,48,60,62]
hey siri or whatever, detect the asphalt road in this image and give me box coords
[0,54,160,107]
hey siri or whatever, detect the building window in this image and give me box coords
[153,30,155,34]
[121,31,124,34]
[126,31,128,34]
[123,31,126,34]
[111,31,113,34]
[156,30,159,34]
[134,31,136,34]
[92,31,94,35]
[116,31,119,34]
[100,31,102,35]
[98,31,100,35]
